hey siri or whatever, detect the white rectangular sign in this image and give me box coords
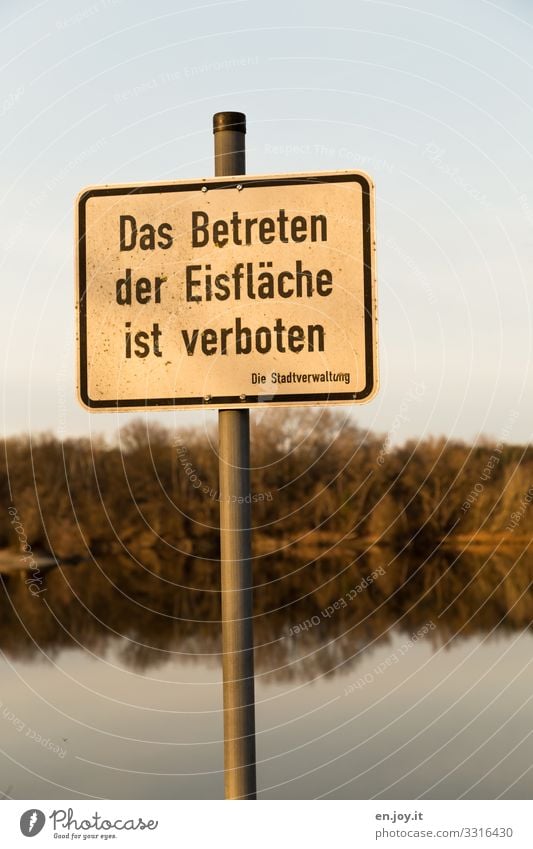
[76,171,377,410]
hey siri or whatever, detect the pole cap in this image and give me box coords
[213,111,246,134]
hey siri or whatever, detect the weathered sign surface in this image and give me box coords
[76,171,377,410]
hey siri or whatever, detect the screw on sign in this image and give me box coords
[75,112,378,799]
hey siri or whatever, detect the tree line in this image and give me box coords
[1,409,532,562]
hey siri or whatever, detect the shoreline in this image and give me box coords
[0,531,529,573]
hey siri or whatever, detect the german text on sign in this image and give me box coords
[76,171,377,410]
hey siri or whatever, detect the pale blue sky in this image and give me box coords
[1,0,532,444]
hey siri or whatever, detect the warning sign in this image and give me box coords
[76,171,377,410]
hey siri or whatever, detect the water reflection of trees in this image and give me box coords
[1,546,531,682]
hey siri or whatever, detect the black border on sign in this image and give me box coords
[77,173,375,410]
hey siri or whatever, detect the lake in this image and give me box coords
[0,546,532,799]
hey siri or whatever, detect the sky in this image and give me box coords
[1,0,532,445]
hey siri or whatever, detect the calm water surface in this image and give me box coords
[1,547,532,799]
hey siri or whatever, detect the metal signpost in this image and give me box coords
[75,111,377,799]
[214,112,256,800]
